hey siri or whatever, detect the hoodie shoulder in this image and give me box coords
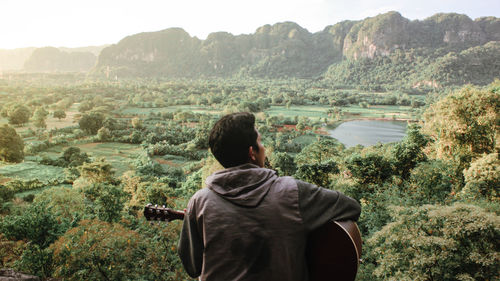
[204,164,278,207]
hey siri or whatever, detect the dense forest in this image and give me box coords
[0,73,498,280]
[0,9,499,281]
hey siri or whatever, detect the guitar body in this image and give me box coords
[144,205,362,281]
[306,220,362,281]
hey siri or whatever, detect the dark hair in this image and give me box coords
[209,112,259,168]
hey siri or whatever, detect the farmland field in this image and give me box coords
[0,161,65,182]
[341,105,415,119]
[265,104,417,121]
[153,154,197,168]
[0,103,80,132]
[119,105,221,116]
[265,105,330,119]
[42,142,142,175]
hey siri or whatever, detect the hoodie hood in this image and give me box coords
[205,163,278,207]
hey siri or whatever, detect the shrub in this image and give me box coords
[0,124,24,163]
[80,183,128,223]
[462,153,499,201]
[405,160,457,204]
[346,153,393,185]
[295,160,339,187]
[0,202,69,248]
[51,219,187,281]
[367,204,500,281]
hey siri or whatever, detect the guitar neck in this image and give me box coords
[144,203,185,222]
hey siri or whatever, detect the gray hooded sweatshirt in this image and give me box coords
[178,163,361,281]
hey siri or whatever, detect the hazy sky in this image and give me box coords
[1,0,499,49]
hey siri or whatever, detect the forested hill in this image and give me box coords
[0,45,108,72]
[92,11,500,87]
[24,47,97,73]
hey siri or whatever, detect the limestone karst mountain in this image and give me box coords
[3,11,498,87]
[91,12,499,87]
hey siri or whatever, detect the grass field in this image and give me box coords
[44,103,80,129]
[0,161,65,183]
[153,154,196,168]
[292,134,322,145]
[0,103,80,133]
[43,142,142,175]
[119,105,221,116]
[265,104,416,121]
[14,184,73,199]
[341,105,415,119]
[266,105,330,120]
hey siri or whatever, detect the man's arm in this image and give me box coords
[297,180,361,232]
[177,203,204,278]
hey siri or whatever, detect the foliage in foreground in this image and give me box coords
[0,78,498,280]
[423,81,499,171]
[50,219,188,281]
[367,204,500,281]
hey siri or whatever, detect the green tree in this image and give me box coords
[33,117,46,129]
[0,202,68,248]
[97,127,111,141]
[62,146,90,167]
[0,124,24,163]
[461,152,499,201]
[391,124,429,179]
[295,160,339,187]
[78,112,105,134]
[15,244,54,279]
[131,117,144,130]
[295,116,309,131]
[53,109,66,120]
[51,219,186,280]
[102,117,118,130]
[78,100,94,112]
[346,153,393,185]
[367,204,500,281]
[269,151,297,176]
[81,183,128,223]
[0,185,14,212]
[405,160,456,204]
[7,104,31,126]
[423,83,499,170]
[0,202,71,278]
[33,107,49,119]
[34,187,86,220]
[295,138,342,165]
[77,158,115,184]
[32,107,48,129]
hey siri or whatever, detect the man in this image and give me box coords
[178,112,361,281]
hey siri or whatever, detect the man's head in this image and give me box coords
[209,112,265,168]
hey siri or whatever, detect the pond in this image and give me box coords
[328,120,408,148]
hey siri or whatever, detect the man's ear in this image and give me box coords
[248,146,256,162]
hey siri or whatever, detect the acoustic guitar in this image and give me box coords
[144,203,362,281]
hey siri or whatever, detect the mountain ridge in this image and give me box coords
[2,11,498,88]
[90,11,499,88]
[0,45,108,71]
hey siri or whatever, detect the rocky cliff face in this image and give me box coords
[91,12,499,79]
[475,17,500,41]
[342,12,495,59]
[94,21,340,78]
[343,12,410,59]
